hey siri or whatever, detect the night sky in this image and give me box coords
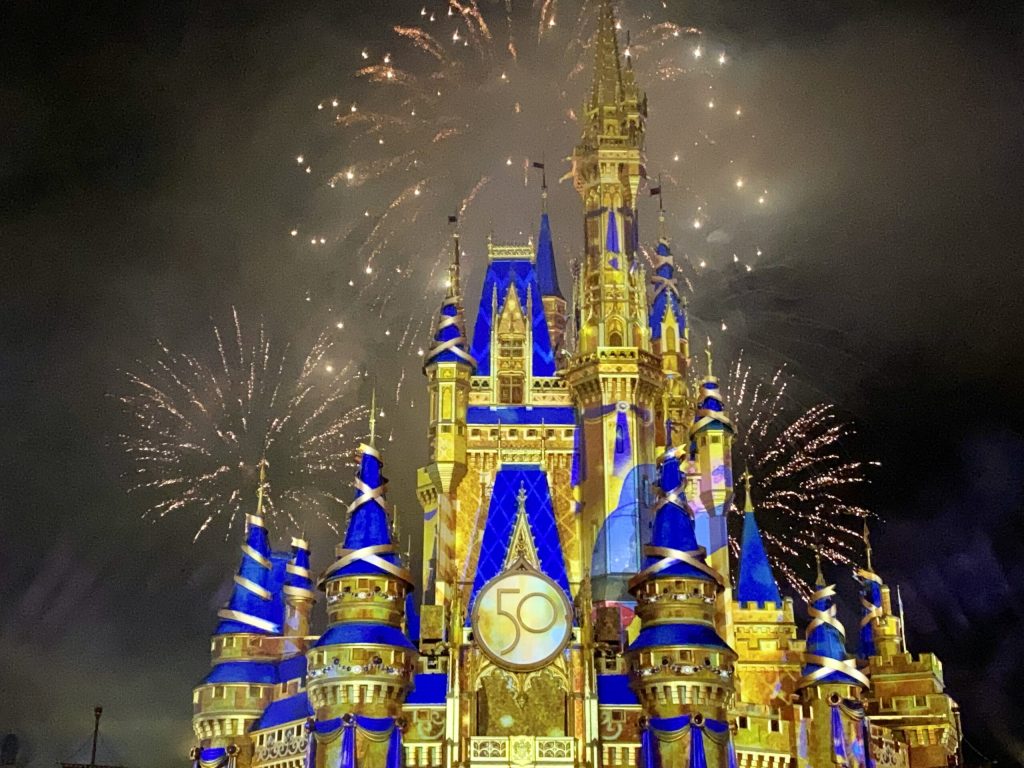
[3,1,1023,766]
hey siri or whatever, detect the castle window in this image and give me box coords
[499,338,524,358]
[915,695,927,707]
[499,374,524,404]
[609,331,623,347]
[737,716,749,729]
[769,719,781,733]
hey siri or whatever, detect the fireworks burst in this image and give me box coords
[725,355,879,595]
[117,309,365,541]
[292,0,767,409]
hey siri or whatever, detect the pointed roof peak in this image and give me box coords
[799,576,869,689]
[535,207,563,299]
[425,226,476,370]
[692,339,733,433]
[735,472,782,606]
[590,0,624,111]
[319,442,411,586]
[215,510,281,636]
[629,448,724,590]
[284,536,314,602]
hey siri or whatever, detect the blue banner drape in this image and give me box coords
[831,705,849,766]
[339,723,356,768]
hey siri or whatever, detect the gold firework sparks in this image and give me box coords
[726,355,880,595]
[116,308,365,541]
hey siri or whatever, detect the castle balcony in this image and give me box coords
[467,736,575,767]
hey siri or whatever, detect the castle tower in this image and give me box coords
[795,560,871,768]
[731,472,803,766]
[307,441,417,768]
[564,0,662,606]
[282,537,314,658]
[192,505,282,768]
[535,183,567,353]
[625,445,737,768]
[649,206,692,447]
[419,230,475,607]
[687,345,736,641]
[857,527,962,768]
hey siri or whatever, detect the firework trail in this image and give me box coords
[725,355,879,595]
[117,309,365,541]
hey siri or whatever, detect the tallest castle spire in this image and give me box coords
[564,0,658,607]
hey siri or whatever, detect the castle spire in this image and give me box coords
[590,0,624,112]
[855,520,884,661]
[308,438,417,753]
[214,469,280,636]
[627,445,736,768]
[736,470,782,606]
[320,441,409,586]
[798,560,869,690]
[425,220,476,369]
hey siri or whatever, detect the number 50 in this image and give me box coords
[496,587,559,655]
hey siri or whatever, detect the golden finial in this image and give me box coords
[863,519,874,571]
[255,456,269,517]
[813,548,825,587]
[391,503,400,542]
[705,336,714,378]
[448,214,461,298]
[517,481,528,515]
[740,467,754,513]
[368,388,378,447]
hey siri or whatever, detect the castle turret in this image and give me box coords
[192,499,282,768]
[535,183,567,353]
[282,536,314,658]
[731,472,803,763]
[687,343,735,641]
[857,526,962,768]
[564,0,661,607]
[795,559,870,768]
[420,229,475,606]
[626,446,736,768]
[307,440,417,768]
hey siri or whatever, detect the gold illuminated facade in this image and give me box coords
[188,3,963,767]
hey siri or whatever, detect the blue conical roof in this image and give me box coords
[320,444,408,585]
[426,295,475,368]
[736,495,782,606]
[649,239,687,341]
[215,514,282,635]
[283,537,314,601]
[856,565,883,660]
[692,376,734,434]
[799,574,869,689]
[628,448,731,653]
[640,449,712,581]
[535,212,563,299]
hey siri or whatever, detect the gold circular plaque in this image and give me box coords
[471,569,573,671]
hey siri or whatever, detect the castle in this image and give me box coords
[189,3,963,767]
